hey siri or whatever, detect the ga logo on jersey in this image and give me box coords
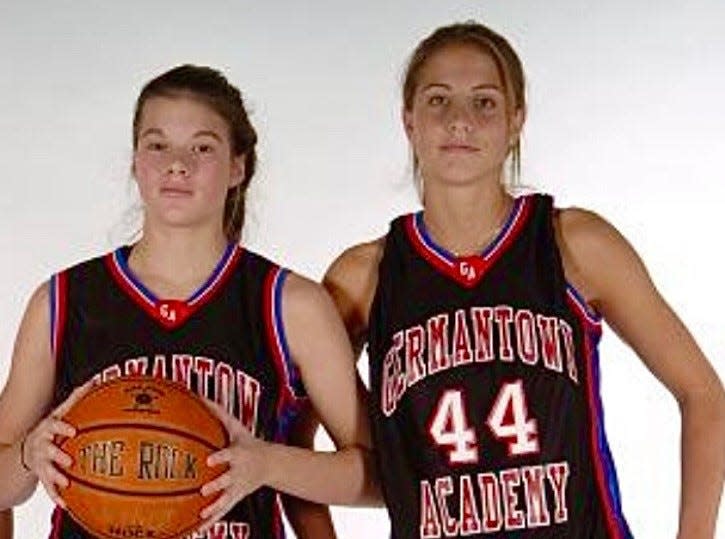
[156,300,191,328]
[457,257,486,283]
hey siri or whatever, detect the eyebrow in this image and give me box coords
[139,127,164,138]
[193,130,223,142]
[139,128,223,142]
[421,83,503,92]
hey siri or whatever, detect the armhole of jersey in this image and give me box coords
[365,234,390,348]
[264,267,307,401]
[549,199,603,326]
[566,284,631,538]
[565,283,602,329]
[49,271,68,363]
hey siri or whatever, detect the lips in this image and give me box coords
[159,187,193,197]
[440,144,480,152]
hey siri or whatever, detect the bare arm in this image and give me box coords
[557,208,725,539]
[0,283,54,508]
[259,274,380,505]
[322,239,384,357]
[198,271,383,530]
[279,242,383,538]
[259,241,386,510]
[280,405,337,539]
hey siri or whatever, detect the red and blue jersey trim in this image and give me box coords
[263,267,308,444]
[188,243,240,306]
[49,271,68,362]
[405,195,533,287]
[104,243,241,330]
[566,285,601,327]
[566,284,633,539]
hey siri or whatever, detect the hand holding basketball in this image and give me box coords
[21,380,93,508]
[54,376,230,538]
[198,398,271,532]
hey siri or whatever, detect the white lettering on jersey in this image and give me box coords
[380,305,580,415]
[95,355,262,434]
[419,461,570,536]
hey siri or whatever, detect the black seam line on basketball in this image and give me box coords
[64,471,201,497]
[68,507,198,539]
[72,423,223,452]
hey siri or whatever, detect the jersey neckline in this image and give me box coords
[104,243,243,330]
[404,195,533,288]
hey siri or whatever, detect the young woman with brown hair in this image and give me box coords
[323,21,725,538]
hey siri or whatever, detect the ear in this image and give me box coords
[131,151,140,182]
[229,154,246,188]
[402,107,414,141]
[508,106,526,145]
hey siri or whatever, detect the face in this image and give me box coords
[133,95,243,234]
[403,44,523,187]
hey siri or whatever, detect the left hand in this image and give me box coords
[196,398,271,533]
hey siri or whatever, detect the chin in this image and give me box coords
[146,207,201,229]
[428,159,504,186]
[434,167,486,187]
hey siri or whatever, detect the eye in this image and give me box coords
[473,96,497,110]
[192,143,215,155]
[146,141,167,151]
[427,94,448,106]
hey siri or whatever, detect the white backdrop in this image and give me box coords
[1,1,723,537]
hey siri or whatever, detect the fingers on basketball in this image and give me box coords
[201,471,231,497]
[201,397,241,437]
[46,417,76,440]
[55,379,94,417]
[198,490,231,524]
[42,467,69,508]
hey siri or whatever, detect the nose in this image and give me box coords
[447,101,474,135]
[165,148,193,177]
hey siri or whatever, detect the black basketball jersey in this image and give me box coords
[47,244,306,539]
[367,194,633,538]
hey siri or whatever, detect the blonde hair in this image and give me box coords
[402,21,526,191]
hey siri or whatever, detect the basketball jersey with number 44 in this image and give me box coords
[367,194,634,538]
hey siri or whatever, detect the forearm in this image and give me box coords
[264,444,381,507]
[281,495,337,539]
[280,406,339,538]
[677,392,725,538]
[0,441,38,509]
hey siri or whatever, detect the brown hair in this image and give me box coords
[132,64,257,242]
[402,21,526,188]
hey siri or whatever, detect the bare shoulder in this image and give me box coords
[13,280,52,351]
[554,206,647,309]
[279,271,357,374]
[324,239,385,288]
[555,207,624,252]
[0,280,54,441]
[322,238,384,346]
[323,238,385,309]
[282,270,361,335]
[26,280,51,318]
[555,208,723,415]
[281,272,336,319]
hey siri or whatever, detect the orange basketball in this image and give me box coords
[57,376,229,539]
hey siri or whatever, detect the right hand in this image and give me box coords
[20,381,93,508]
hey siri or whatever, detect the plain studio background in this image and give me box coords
[1,1,723,537]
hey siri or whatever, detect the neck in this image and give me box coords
[128,220,231,294]
[422,176,512,257]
